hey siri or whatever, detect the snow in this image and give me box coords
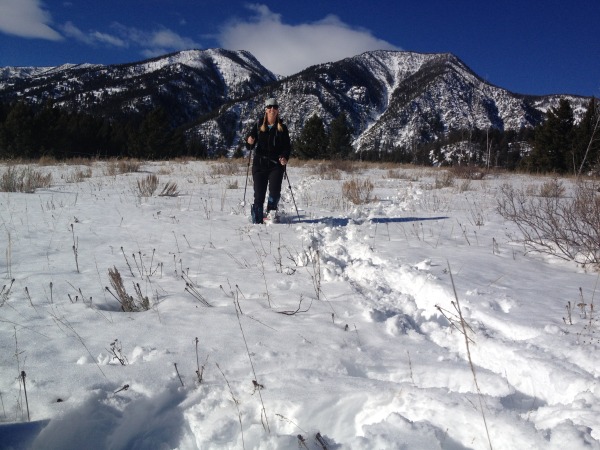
[0,160,599,450]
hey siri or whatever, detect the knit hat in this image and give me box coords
[265,97,278,108]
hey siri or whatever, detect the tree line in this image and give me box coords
[0,101,207,160]
[1,97,598,175]
[290,98,599,174]
[292,112,354,160]
[524,98,599,175]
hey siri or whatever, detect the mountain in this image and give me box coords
[185,50,590,154]
[0,49,591,155]
[0,49,277,127]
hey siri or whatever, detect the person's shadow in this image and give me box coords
[290,216,449,226]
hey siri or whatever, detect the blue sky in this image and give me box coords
[0,0,598,97]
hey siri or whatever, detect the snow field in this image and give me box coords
[0,160,599,449]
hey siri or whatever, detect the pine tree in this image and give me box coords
[573,98,600,176]
[34,102,64,158]
[293,114,328,160]
[0,102,36,159]
[128,107,174,159]
[327,112,354,159]
[528,99,574,173]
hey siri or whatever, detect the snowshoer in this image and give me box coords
[245,97,291,224]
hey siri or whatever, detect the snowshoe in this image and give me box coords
[264,209,281,224]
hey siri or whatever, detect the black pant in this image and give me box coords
[252,161,284,210]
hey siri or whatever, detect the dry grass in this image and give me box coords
[327,159,363,173]
[309,163,342,180]
[137,174,179,197]
[305,160,365,180]
[451,165,486,180]
[66,167,93,183]
[159,181,179,197]
[342,178,375,204]
[433,171,455,189]
[37,155,59,166]
[105,158,142,176]
[0,166,52,192]
[225,179,239,189]
[137,174,159,197]
[209,159,244,177]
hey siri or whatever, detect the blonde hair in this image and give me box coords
[260,112,284,133]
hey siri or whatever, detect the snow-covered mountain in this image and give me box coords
[0,49,277,127]
[0,49,591,153]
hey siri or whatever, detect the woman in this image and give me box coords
[245,97,291,224]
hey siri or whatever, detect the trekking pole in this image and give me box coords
[284,165,301,222]
[241,121,259,207]
[241,148,252,206]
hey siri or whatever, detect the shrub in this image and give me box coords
[342,178,375,204]
[497,181,600,268]
[539,178,565,198]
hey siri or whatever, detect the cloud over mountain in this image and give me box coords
[217,4,401,76]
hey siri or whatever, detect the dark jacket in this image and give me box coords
[246,118,291,168]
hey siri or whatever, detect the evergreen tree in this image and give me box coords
[528,99,574,173]
[573,98,600,176]
[185,135,210,159]
[0,101,36,159]
[34,102,64,158]
[293,114,328,160]
[327,112,354,159]
[128,107,174,159]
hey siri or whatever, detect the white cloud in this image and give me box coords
[62,21,126,47]
[217,4,401,75]
[110,23,200,58]
[0,0,62,40]
[147,28,198,51]
[62,21,198,57]
[91,31,127,48]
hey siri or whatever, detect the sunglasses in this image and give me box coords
[266,105,279,110]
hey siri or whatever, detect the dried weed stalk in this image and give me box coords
[137,174,159,197]
[447,262,493,450]
[159,181,179,197]
[106,266,150,311]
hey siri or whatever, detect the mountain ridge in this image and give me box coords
[0,48,591,157]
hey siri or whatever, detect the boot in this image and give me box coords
[266,195,279,213]
[250,204,264,224]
